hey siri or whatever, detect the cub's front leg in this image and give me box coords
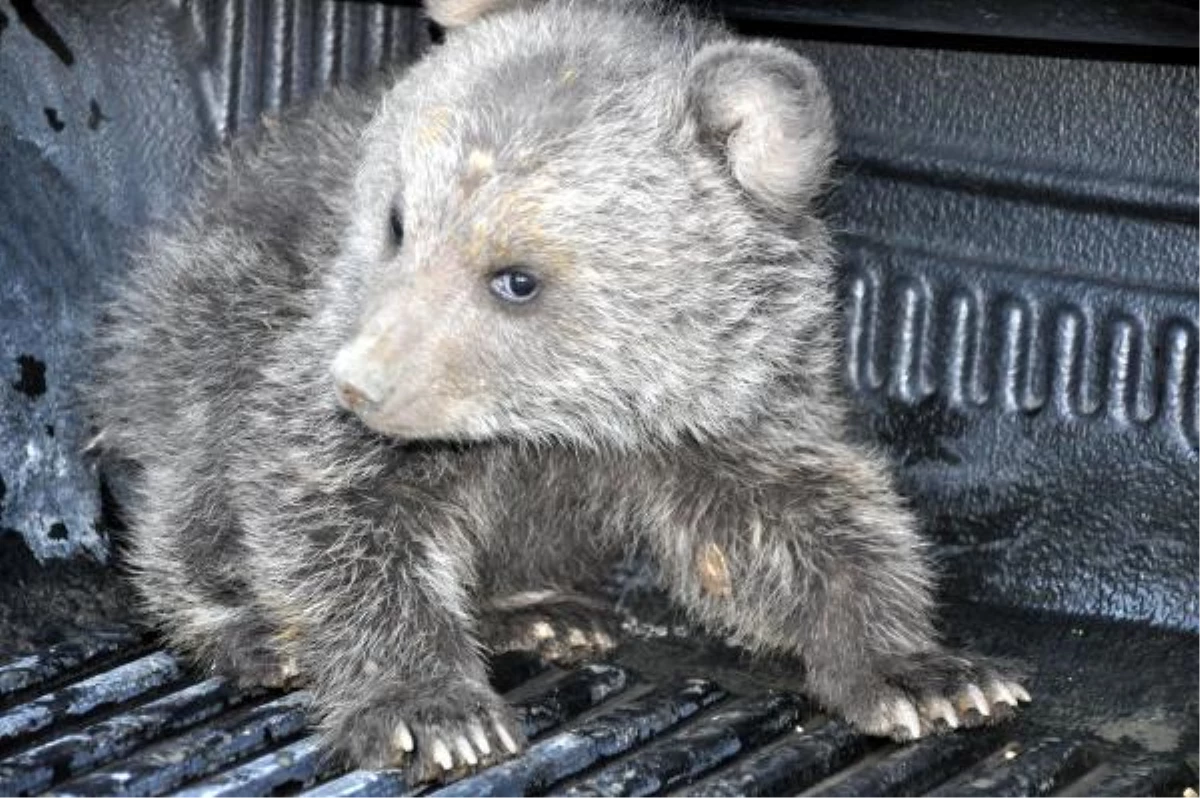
[238,465,522,777]
[642,440,1030,740]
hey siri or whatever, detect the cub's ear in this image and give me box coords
[687,41,835,215]
[426,0,529,28]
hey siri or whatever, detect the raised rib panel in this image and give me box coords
[186,0,428,139]
[843,238,1198,451]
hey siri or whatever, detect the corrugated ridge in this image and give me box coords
[927,736,1094,796]
[0,652,184,757]
[187,0,428,138]
[843,238,1199,450]
[558,693,809,796]
[0,629,147,710]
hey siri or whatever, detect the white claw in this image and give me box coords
[431,738,454,771]
[529,621,556,641]
[495,721,519,754]
[961,683,991,717]
[591,631,615,649]
[891,698,922,740]
[1009,682,1032,703]
[922,696,960,729]
[987,681,1019,707]
[468,722,492,757]
[392,722,414,753]
[566,627,590,647]
[455,735,478,766]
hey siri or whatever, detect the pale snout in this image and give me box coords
[330,336,390,414]
[328,308,484,439]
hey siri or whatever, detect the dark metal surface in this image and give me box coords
[0,678,249,797]
[430,679,725,798]
[558,693,808,796]
[0,653,183,751]
[676,719,874,796]
[0,606,1194,797]
[805,729,1006,797]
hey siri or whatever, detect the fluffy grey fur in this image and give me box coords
[90,0,1027,776]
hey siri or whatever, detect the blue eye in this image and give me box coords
[489,269,540,303]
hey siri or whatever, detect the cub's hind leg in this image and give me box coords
[126,463,297,688]
[476,471,628,666]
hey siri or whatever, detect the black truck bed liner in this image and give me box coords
[0,604,1195,797]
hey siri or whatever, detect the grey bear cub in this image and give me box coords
[90,0,1028,777]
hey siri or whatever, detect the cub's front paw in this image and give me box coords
[836,650,1030,741]
[324,677,524,780]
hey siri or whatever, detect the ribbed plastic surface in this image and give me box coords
[186,0,431,138]
[0,627,1192,797]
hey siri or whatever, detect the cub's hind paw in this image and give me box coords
[842,650,1030,741]
[481,591,621,665]
[206,621,302,690]
[324,678,523,780]
[212,651,301,690]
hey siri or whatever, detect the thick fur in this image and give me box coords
[90,0,1025,777]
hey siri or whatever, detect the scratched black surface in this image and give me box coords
[0,603,1193,796]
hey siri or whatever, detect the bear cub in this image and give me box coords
[91,0,1028,778]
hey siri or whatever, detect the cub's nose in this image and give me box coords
[331,347,386,413]
[335,378,378,412]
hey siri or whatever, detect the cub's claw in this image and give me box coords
[888,697,922,741]
[430,738,454,771]
[838,650,1030,742]
[986,680,1019,708]
[326,678,524,780]
[495,717,520,754]
[392,722,415,753]
[468,721,492,756]
[959,683,991,717]
[920,696,960,729]
[455,734,478,766]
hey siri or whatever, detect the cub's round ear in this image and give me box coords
[687,40,835,215]
[426,0,528,27]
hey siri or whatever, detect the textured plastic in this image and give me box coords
[0,607,1194,796]
[810,41,1199,630]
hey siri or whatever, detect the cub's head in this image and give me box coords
[330,0,836,447]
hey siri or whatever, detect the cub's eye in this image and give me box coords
[489,269,540,303]
[388,207,404,245]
